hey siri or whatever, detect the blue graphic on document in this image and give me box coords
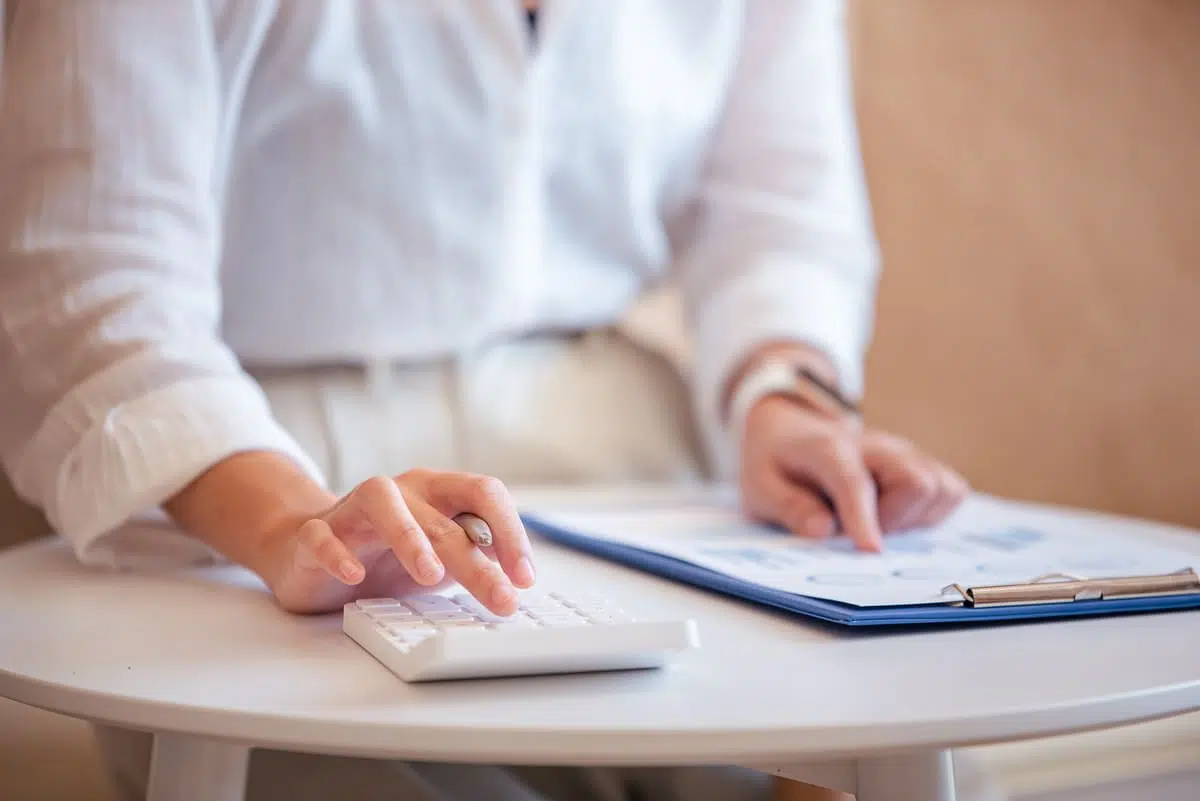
[963,527,1045,552]
[696,546,805,570]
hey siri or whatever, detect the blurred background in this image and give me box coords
[855,3,1200,797]
[854,0,1200,534]
[2,1,1198,800]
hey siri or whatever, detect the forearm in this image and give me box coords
[163,451,338,586]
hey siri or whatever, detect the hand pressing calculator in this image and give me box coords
[343,590,699,682]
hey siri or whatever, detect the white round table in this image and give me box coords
[1,488,1198,801]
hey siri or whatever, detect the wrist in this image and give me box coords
[721,341,840,424]
[164,450,337,586]
[727,352,861,456]
[251,507,316,596]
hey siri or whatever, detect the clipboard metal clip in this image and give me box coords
[941,567,1200,608]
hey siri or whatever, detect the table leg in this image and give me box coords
[749,760,856,797]
[146,733,250,801]
[855,749,956,801]
[773,776,853,800]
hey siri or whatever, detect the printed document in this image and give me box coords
[525,494,1197,607]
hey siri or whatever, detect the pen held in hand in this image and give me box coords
[453,512,494,548]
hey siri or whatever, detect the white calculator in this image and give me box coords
[343,591,699,682]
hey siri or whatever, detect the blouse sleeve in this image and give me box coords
[674,0,881,474]
[0,0,323,566]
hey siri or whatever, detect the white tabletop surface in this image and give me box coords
[1,487,1198,768]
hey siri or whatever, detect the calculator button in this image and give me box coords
[389,624,434,635]
[461,609,502,622]
[526,606,569,619]
[355,597,403,609]
[435,620,487,630]
[518,594,558,607]
[355,599,408,613]
[406,596,457,612]
[386,621,435,633]
[419,610,472,621]
[528,609,581,620]
[371,609,419,620]
[559,591,606,605]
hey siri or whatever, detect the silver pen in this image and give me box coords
[453,512,493,548]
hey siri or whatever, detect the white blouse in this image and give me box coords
[0,0,878,562]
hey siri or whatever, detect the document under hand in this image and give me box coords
[524,494,1197,608]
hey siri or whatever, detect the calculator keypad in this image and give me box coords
[355,593,634,652]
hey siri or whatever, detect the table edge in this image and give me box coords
[3,669,1198,764]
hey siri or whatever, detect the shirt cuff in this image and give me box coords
[7,373,326,570]
[690,257,874,479]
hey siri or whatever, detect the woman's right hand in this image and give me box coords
[263,469,537,615]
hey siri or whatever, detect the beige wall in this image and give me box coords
[851,0,1200,527]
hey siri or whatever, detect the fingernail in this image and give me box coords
[491,583,517,610]
[340,560,362,582]
[514,557,535,587]
[415,553,443,582]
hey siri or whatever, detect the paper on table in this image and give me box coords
[525,494,1197,607]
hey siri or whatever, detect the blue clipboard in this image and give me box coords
[522,514,1200,628]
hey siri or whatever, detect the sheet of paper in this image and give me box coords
[526,494,1198,607]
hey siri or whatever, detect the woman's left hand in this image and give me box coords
[738,396,969,551]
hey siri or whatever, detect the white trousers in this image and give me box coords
[258,329,709,494]
[87,330,1002,801]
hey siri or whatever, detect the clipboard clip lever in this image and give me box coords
[941,567,1200,608]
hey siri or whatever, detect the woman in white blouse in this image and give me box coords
[0,2,974,800]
